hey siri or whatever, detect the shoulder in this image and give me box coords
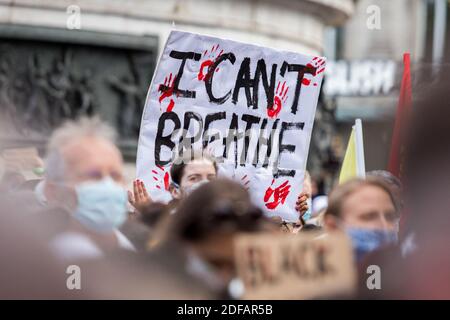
[50,231,104,261]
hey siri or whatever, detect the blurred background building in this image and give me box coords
[0,0,448,188]
[311,0,449,191]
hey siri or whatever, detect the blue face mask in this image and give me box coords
[346,227,398,262]
[73,177,127,233]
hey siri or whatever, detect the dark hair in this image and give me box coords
[325,177,398,218]
[170,152,218,186]
[170,178,271,242]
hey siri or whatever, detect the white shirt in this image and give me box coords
[50,229,135,262]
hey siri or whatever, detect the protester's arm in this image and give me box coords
[128,179,153,214]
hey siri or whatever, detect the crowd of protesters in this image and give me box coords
[0,75,449,299]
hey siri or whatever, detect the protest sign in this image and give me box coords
[234,232,356,299]
[137,30,325,221]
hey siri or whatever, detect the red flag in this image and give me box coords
[388,53,412,178]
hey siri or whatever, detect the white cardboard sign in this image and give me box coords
[137,30,325,222]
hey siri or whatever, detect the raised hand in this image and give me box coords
[128,179,153,214]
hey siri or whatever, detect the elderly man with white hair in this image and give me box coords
[36,117,135,261]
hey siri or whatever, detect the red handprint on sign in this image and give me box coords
[198,44,223,82]
[302,57,325,87]
[158,73,176,112]
[151,165,170,191]
[263,179,291,210]
[267,81,289,119]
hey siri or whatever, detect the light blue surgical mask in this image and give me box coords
[346,227,398,262]
[73,177,127,233]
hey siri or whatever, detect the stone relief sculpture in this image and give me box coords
[0,59,18,133]
[47,51,73,124]
[108,56,147,138]
[0,42,154,141]
[24,54,52,132]
[109,74,142,138]
[71,69,97,118]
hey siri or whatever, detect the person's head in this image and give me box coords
[170,178,275,277]
[367,170,402,209]
[169,151,218,200]
[44,117,127,233]
[324,177,398,231]
[324,177,399,261]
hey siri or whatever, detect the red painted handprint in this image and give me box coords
[267,81,289,119]
[151,165,170,191]
[158,73,176,112]
[263,179,291,210]
[302,56,325,87]
[198,44,223,82]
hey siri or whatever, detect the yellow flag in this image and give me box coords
[339,128,357,184]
